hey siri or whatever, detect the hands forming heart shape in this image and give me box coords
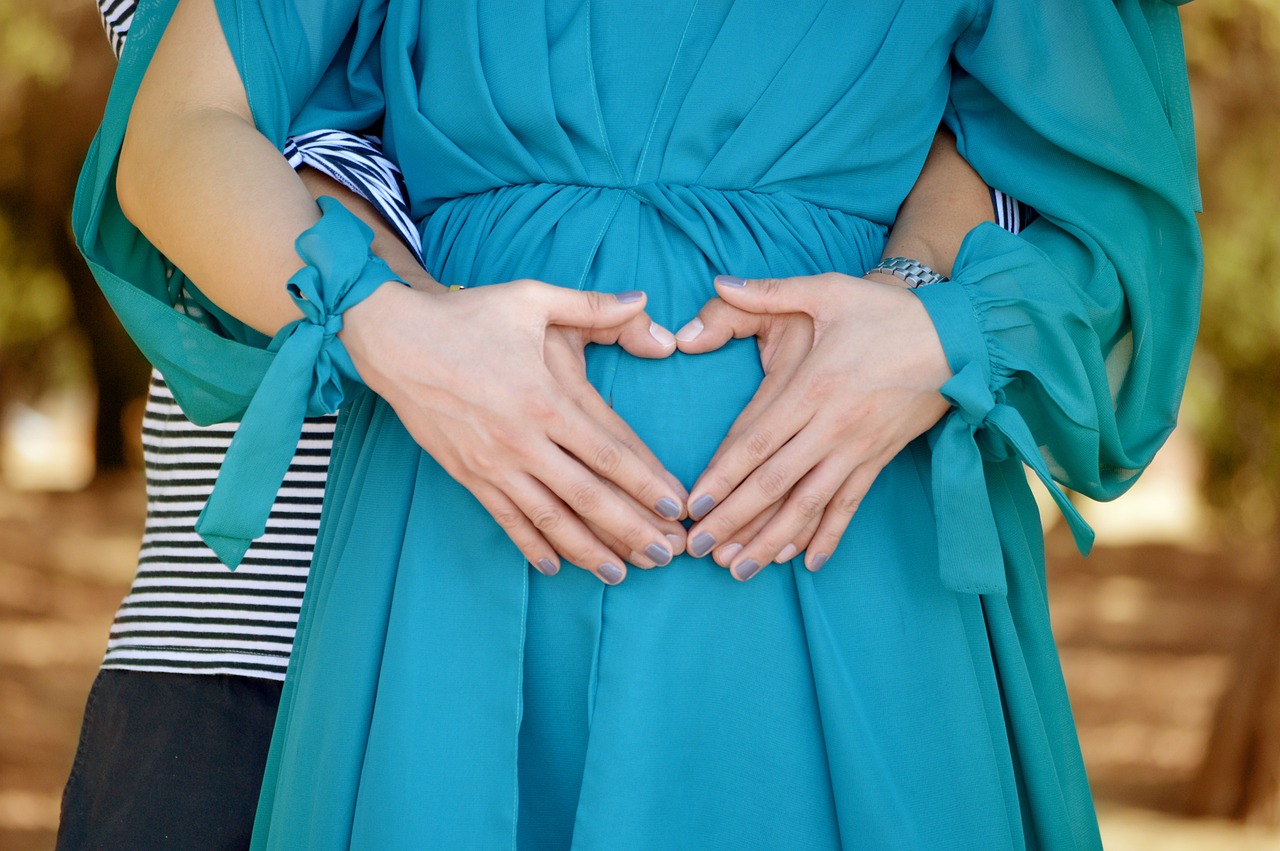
[341,272,952,585]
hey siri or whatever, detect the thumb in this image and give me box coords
[713,274,824,316]
[535,283,649,329]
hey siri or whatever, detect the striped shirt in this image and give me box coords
[96,0,1035,680]
[98,0,418,679]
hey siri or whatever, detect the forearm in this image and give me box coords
[116,0,384,337]
[868,127,995,286]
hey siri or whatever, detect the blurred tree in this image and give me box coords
[1178,0,1280,826]
[0,0,148,471]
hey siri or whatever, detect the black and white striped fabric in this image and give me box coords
[992,188,1038,233]
[98,0,418,679]
[97,0,132,59]
[284,131,423,262]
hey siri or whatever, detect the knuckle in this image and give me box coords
[491,507,525,532]
[803,372,839,405]
[463,450,500,480]
[591,441,623,476]
[756,468,790,499]
[745,429,775,463]
[529,504,565,534]
[567,480,604,515]
[834,490,863,517]
[795,493,826,521]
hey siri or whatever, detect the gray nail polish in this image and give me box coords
[808,552,829,572]
[689,494,716,520]
[716,275,747,288]
[644,543,673,566]
[599,562,625,584]
[615,290,644,303]
[535,558,559,576]
[733,559,763,581]
[689,532,716,558]
[655,497,682,520]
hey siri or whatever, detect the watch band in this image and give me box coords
[867,256,949,289]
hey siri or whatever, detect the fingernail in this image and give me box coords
[649,321,677,347]
[775,543,798,564]
[733,559,763,581]
[808,552,829,572]
[666,533,685,554]
[715,275,747,288]
[535,558,559,576]
[615,290,644,303]
[689,494,716,520]
[644,543,673,566]
[716,542,743,566]
[689,532,716,558]
[599,562,625,584]
[674,317,704,343]
[655,497,682,520]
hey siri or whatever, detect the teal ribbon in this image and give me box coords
[196,197,403,567]
[931,362,1095,595]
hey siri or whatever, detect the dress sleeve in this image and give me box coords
[913,0,1202,594]
[72,0,390,427]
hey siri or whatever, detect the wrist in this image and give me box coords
[866,256,949,289]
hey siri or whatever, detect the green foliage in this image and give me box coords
[1180,1,1280,533]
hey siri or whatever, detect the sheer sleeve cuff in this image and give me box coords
[195,196,404,567]
[913,251,1095,596]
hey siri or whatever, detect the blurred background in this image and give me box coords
[1,1,1279,848]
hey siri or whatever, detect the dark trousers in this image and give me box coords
[57,670,283,851]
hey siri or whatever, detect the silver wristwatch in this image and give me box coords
[867,256,949,289]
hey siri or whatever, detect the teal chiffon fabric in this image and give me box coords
[74,1,1202,848]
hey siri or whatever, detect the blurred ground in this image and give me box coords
[0,472,1278,850]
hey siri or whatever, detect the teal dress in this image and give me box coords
[75,0,1202,848]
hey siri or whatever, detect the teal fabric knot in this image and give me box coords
[195,196,403,567]
[932,363,1095,595]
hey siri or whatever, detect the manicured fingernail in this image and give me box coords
[689,532,716,558]
[599,562,625,584]
[733,559,763,581]
[655,497,682,520]
[689,494,716,520]
[716,542,743,566]
[808,552,828,572]
[649,321,676,347]
[666,533,685,554]
[715,275,747,288]
[535,558,559,576]
[774,543,798,564]
[644,543,673,566]
[616,290,644,303]
[675,317,704,342]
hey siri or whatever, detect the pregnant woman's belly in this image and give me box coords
[420,182,885,485]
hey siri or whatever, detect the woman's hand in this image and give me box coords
[341,279,685,584]
[675,273,953,580]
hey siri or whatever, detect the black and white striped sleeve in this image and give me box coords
[284,131,424,262]
[98,0,134,59]
[991,188,1038,234]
